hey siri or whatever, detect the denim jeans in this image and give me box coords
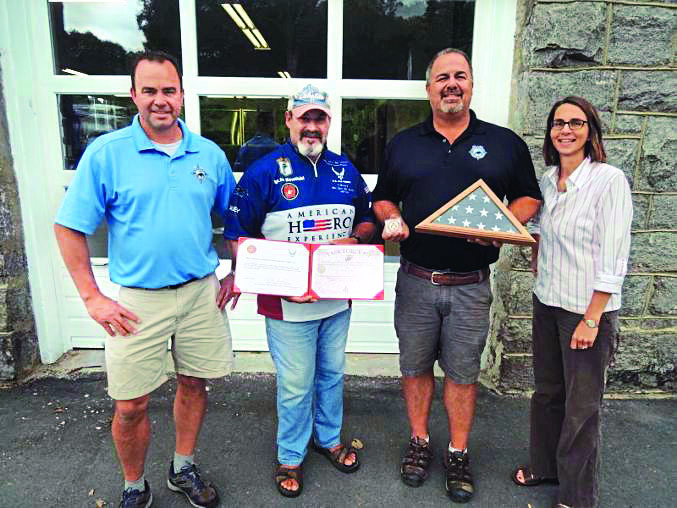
[265,308,351,466]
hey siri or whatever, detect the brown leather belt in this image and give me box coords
[126,276,202,291]
[400,259,489,286]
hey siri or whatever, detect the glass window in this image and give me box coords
[58,94,136,170]
[343,0,475,80]
[49,0,181,75]
[341,99,430,174]
[196,1,327,78]
[199,96,288,171]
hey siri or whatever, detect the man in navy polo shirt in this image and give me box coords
[222,84,375,498]
[372,48,542,503]
[55,51,234,508]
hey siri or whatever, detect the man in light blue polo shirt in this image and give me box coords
[54,51,234,508]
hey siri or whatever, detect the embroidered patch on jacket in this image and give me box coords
[276,157,293,177]
[469,145,487,160]
[192,165,208,182]
[281,183,299,200]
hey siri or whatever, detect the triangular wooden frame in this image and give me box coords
[415,179,536,246]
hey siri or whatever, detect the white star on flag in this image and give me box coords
[492,226,501,232]
[452,205,460,212]
[465,206,474,214]
[469,194,477,200]
[477,222,486,230]
[480,209,488,217]
[483,196,490,203]
[463,219,470,227]
[495,212,503,220]
[447,216,456,224]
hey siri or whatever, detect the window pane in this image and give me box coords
[343,0,475,80]
[49,1,181,75]
[58,94,136,170]
[200,96,288,171]
[196,1,327,78]
[342,99,430,174]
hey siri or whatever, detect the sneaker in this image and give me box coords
[445,450,474,503]
[167,462,220,508]
[400,436,433,487]
[120,480,152,508]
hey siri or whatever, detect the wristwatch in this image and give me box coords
[582,319,598,329]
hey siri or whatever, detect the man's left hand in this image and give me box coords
[467,237,502,248]
[217,271,240,310]
[570,321,598,350]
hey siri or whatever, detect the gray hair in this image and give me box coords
[425,48,473,85]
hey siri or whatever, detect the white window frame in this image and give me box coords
[0,0,516,362]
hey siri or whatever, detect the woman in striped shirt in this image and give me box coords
[512,96,632,508]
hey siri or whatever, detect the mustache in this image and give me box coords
[441,87,461,98]
[301,130,322,138]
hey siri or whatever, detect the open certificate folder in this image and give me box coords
[234,237,385,300]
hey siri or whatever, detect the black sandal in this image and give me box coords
[274,463,303,498]
[311,442,360,473]
[400,437,432,487]
[512,465,558,487]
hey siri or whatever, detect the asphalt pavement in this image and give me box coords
[0,372,674,507]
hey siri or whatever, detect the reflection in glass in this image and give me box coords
[342,99,430,174]
[200,96,288,168]
[196,1,327,77]
[343,0,475,80]
[49,0,181,75]
[59,95,136,170]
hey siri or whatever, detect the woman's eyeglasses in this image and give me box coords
[551,119,587,130]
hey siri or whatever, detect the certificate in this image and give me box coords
[234,238,384,300]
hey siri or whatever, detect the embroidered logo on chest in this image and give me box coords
[281,183,299,200]
[276,157,293,177]
[469,145,487,160]
[192,165,208,182]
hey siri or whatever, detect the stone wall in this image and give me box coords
[485,0,677,394]
[0,60,39,381]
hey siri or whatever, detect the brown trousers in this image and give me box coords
[529,295,618,508]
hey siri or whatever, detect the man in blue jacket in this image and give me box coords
[222,84,376,498]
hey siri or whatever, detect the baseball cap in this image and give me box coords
[287,84,331,117]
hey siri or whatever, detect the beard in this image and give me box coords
[439,99,465,114]
[297,132,325,159]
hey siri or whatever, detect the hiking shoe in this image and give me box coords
[167,462,220,508]
[120,480,152,508]
[400,436,433,487]
[445,450,474,503]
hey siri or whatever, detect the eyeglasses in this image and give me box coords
[551,119,587,130]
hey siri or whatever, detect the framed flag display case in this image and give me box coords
[415,179,536,246]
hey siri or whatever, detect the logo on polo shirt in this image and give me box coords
[469,145,487,160]
[192,165,208,182]
[281,183,299,200]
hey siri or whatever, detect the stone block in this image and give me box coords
[629,232,677,272]
[0,283,7,331]
[618,71,677,113]
[649,276,677,315]
[524,71,617,135]
[0,331,16,380]
[526,3,606,68]
[620,275,651,317]
[524,136,546,176]
[638,117,677,192]
[609,330,676,389]
[496,270,535,316]
[498,318,533,354]
[649,195,677,230]
[641,318,677,329]
[608,6,676,66]
[604,139,638,187]
[497,354,533,392]
[631,194,649,230]
[613,114,644,135]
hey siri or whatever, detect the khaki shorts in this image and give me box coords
[105,274,233,400]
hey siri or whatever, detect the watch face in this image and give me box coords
[584,319,598,328]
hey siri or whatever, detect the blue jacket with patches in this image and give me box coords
[225,141,374,321]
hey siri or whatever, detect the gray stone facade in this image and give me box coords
[486,0,677,394]
[0,61,39,381]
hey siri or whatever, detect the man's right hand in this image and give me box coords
[84,293,139,337]
[382,217,409,242]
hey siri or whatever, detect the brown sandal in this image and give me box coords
[274,463,303,498]
[311,442,360,473]
[512,465,558,487]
